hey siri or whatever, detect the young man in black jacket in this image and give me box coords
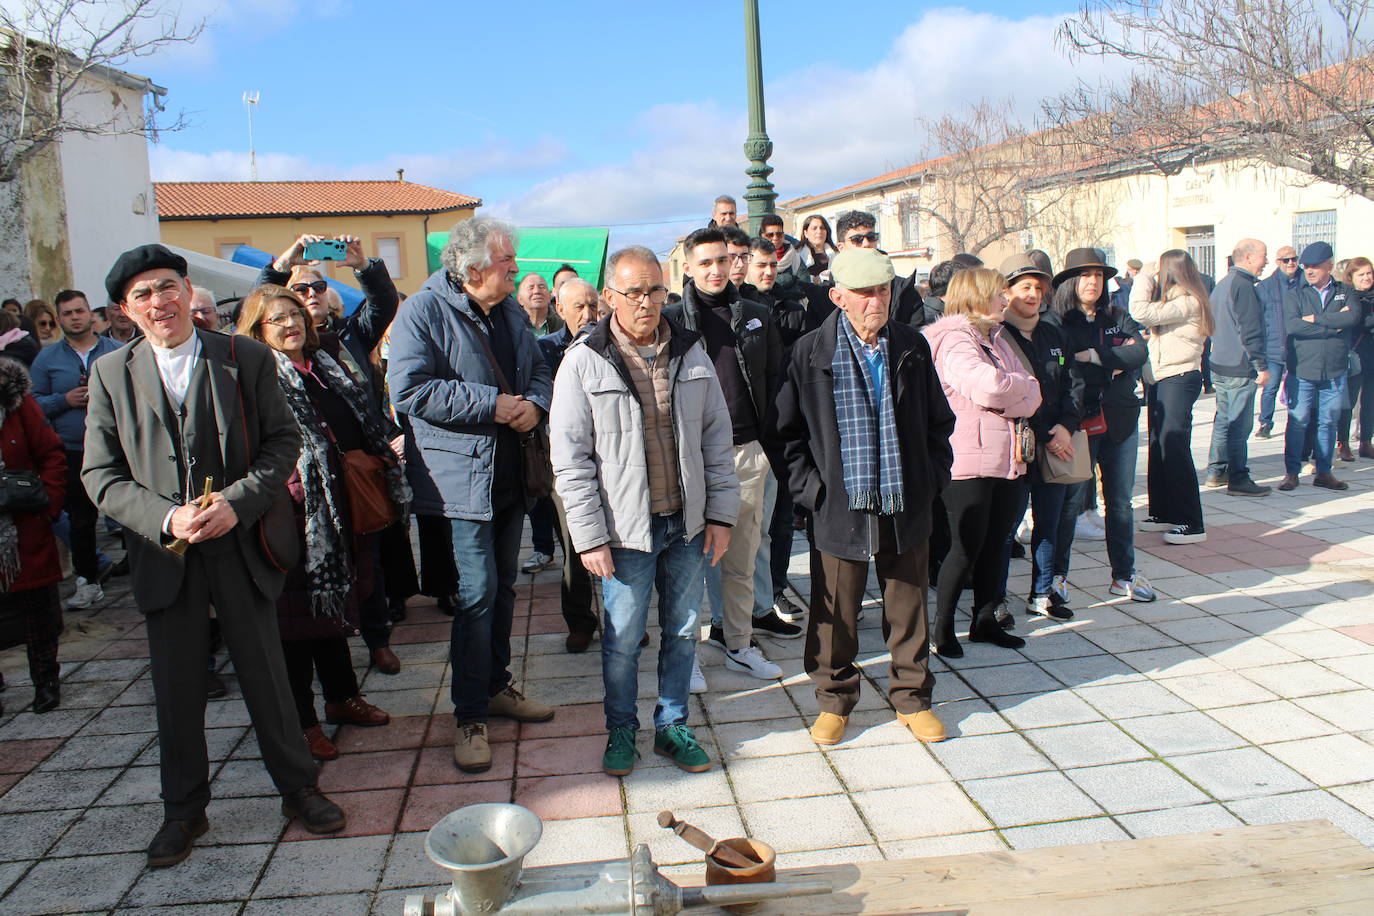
[1280,242,1360,491]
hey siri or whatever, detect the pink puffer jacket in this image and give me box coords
[922,315,1042,480]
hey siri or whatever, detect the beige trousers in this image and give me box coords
[719,440,770,651]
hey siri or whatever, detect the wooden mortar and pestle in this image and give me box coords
[658,811,777,915]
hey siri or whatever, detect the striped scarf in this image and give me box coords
[832,314,904,515]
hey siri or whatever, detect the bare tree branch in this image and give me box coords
[0,0,203,182]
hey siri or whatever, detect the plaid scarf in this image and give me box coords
[832,314,904,514]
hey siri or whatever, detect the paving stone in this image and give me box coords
[2,851,145,913]
[878,831,1008,858]
[0,808,82,861]
[1228,789,1374,846]
[961,771,1104,827]
[711,716,814,760]
[112,905,239,916]
[37,732,151,771]
[744,793,871,850]
[95,764,164,807]
[1038,654,1146,688]
[989,690,1105,729]
[1267,629,1374,659]
[255,834,391,896]
[1195,637,1304,670]
[1082,625,1181,654]
[727,749,844,803]
[1023,722,1152,769]
[1116,802,1244,838]
[1330,782,1374,819]
[948,662,1061,698]
[515,734,607,778]
[1239,660,1365,698]
[622,761,733,812]
[0,707,97,740]
[1065,760,1210,813]
[76,703,160,736]
[378,830,432,889]
[1116,711,1246,756]
[209,758,280,798]
[283,788,406,841]
[242,893,372,916]
[50,803,162,856]
[0,766,120,813]
[398,781,512,834]
[1261,734,1374,787]
[826,742,949,791]
[1167,747,1314,800]
[1001,816,1130,849]
[1156,671,1281,709]
[514,772,623,820]
[1294,689,1374,731]
[1014,630,1102,661]
[928,697,1013,737]
[1074,680,1195,718]
[1115,646,1227,680]
[928,731,1052,780]
[1206,700,1342,744]
[125,842,274,905]
[0,860,27,898]
[0,737,64,773]
[521,814,627,868]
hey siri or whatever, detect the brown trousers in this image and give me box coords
[804,519,934,717]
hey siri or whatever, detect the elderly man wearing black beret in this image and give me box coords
[82,244,347,867]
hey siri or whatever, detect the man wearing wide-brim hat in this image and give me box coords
[773,247,956,747]
[1279,241,1360,491]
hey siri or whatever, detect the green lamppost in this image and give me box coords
[742,0,776,236]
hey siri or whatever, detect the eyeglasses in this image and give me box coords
[606,285,669,305]
[263,310,307,328]
[1277,257,1298,264]
[846,232,880,245]
[728,252,750,263]
[290,280,328,295]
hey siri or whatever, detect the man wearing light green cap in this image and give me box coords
[773,247,956,746]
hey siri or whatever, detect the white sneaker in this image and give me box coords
[1109,574,1157,602]
[724,643,782,680]
[520,551,553,574]
[1015,512,1033,545]
[689,654,708,694]
[65,576,103,609]
[1074,513,1105,541]
[772,595,804,622]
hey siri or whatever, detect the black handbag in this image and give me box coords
[0,469,49,513]
[470,316,554,500]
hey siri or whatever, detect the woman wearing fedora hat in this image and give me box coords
[1046,248,1150,613]
[1131,250,1214,552]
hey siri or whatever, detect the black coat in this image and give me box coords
[773,310,955,562]
[1049,304,1147,442]
[740,283,807,350]
[1002,319,1085,441]
[1284,280,1361,381]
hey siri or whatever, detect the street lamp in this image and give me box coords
[742,0,776,235]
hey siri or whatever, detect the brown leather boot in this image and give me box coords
[303,725,339,761]
[1337,440,1355,462]
[1360,439,1374,458]
[324,695,390,727]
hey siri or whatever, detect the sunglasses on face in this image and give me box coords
[1277,257,1298,264]
[846,232,880,244]
[290,280,328,295]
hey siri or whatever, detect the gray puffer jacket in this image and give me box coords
[550,315,740,554]
[387,269,552,520]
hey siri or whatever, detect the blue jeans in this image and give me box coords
[601,512,704,732]
[449,498,524,722]
[1284,376,1347,475]
[1258,359,1285,427]
[1028,463,1073,596]
[1060,430,1138,583]
[1207,374,1258,480]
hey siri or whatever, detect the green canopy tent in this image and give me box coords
[426,226,610,288]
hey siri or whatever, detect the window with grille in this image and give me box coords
[1292,210,1337,254]
[898,195,921,249]
[1183,227,1216,280]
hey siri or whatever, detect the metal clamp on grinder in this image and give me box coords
[402,803,831,916]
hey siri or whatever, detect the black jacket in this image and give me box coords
[1002,318,1085,441]
[773,310,955,562]
[1209,266,1267,379]
[740,283,807,350]
[1049,304,1147,442]
[1284,280,1361,381]
[664,280,783,466]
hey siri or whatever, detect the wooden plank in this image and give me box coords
[724,821,1374,915]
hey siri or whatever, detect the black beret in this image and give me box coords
[105,244,188,304]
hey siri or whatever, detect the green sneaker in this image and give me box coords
[653,724,711,773]
[602,727,639,776]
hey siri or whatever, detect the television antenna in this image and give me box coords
[242,91,260,180]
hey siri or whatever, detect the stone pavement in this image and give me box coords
[2,407,1374,915]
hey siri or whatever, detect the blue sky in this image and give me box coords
[140,1,1102,252]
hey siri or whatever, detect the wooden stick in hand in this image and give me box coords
[167,477,214,556]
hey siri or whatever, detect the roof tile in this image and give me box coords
[154,180,481,219]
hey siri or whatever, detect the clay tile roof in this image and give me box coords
[154,180,482,220]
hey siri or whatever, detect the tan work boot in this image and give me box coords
[897,709,947,743]
[453,721,491,773]
[488,684,555,722]
[809,712,849,746]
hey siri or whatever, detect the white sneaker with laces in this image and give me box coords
[1109,574,1157,602]
[724,644,782,680]
[1074,513,1105,541]
[520,551,553,574]
[65,576,103,610]
[689,654,708,694]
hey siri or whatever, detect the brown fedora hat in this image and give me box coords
[1053,247,1118,287]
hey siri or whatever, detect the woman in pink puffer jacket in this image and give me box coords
[923,268,1041,658]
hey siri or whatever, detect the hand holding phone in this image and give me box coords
[303,239,348,262]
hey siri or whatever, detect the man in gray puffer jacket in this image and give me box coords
[551,245,740,779]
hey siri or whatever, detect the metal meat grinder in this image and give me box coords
[402,803,832,915]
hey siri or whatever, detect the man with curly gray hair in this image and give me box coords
[388,217,557,774]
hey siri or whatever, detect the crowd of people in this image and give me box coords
[0,193,1366,871]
